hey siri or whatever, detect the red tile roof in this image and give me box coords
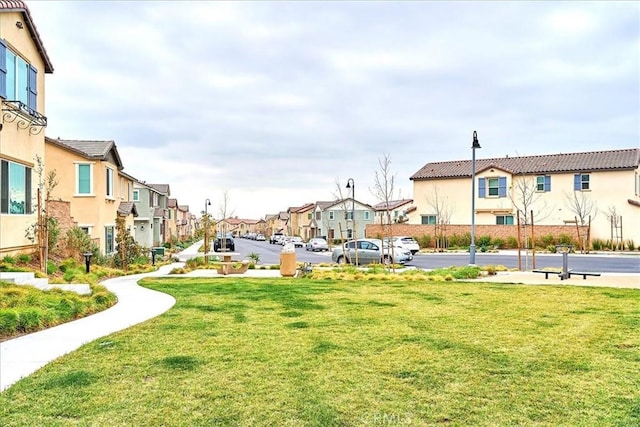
[0,0,54,73]
[411,148,639,180]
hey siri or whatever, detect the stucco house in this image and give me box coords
[0,1,54,256]
[133,182,170,247]
[410,148,640,245]
[372,199,415,225]
[44,138,138,255]
[287,203,315,239]
[309,199,374,242]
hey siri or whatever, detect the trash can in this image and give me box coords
[280,244,297,277]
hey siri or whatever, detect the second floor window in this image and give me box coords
[364,211,371,220]
[574,173,590,191]
[133,190,140,201]
[76,163,93,195]
[479,177,507,198]
[106,168,114,197]
[0,41,38,113]
[329,211,334,220]
[536,175,551,192]
[0,159,32,214]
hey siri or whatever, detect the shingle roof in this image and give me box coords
[45,137,124,169]
[117,202,138,217]
[410,148,640,180]
[372,199,413,211]
[167,198,177,208]
[0,1,54,73]
[147,184,170,195]
[178,205,189,212]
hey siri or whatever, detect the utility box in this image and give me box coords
[152,247,165,257]
[280,252,296,277]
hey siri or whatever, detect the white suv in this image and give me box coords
[384,236,420,255]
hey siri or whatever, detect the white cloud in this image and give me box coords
[26,0,639,219]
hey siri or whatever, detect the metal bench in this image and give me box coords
[567,271,602,280]
[532,269,562,279]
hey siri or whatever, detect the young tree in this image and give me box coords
[217,190,235,250]
[425,185,454,251]
[370,153,398,269]
[564,190,598,252]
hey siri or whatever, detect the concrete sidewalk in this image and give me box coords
[0,263,178,392]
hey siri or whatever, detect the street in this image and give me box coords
[230,238,640,274]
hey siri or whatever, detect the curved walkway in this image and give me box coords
[0,263,179,392]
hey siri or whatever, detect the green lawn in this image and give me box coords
[1,277,638,426]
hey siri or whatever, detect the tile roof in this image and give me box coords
[45,137,124,169]
[410,148,640,180]
[167,198,177,208]
[178,205,189,212]
[0,1,54,73]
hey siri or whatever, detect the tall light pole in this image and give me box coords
[470,131,481,265]
[346,178,358,265]
[204,198,211,254]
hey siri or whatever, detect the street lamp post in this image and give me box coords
[346,178,358,265]
[204,198,211,254]
[470,131,481,265]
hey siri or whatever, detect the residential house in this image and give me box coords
[166,198,178,242]
[287,203,315,239]
[44,138,138,255]
[410,148,640,244]
[175,204,192,241]
[215,217,259,237]
[132,182,170,247]
[372,199,415,225]
[311,199,374,242]
[265,211,289,237]
[0,1,54,256]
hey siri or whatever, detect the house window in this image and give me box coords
[496,215,514,225]
[0,159,32,214]
[133,189,140,201]
[0,41,38,113]
[105,226,114,254]
[307,212,312,220]
[536,176,551,192]
[315,211,321,221]
[479,177,507,198]
[364,211,371,220]
[421,215,437,225]
[106,167,114,197]
[79,226,91,234]
[76,163,93,195]
[345,211,353,220]
[574,173,590,191]
[329,211,334,220]
[347,228,353,239]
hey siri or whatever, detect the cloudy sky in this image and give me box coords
[29,1,639,219]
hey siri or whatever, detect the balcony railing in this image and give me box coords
[2,100,47,135]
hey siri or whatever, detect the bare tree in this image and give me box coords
[370,153,396,230]
[425,185,454,251]
[564,190,598,226]
[606,205,623,250]
[217,190,235,250]
[370,153,399,269]
[509,175,553,226]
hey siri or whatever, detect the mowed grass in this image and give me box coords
[1,277,639,426]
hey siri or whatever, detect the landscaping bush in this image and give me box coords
[477,235,492,247]
[557,233,574,245]
[492,238,505,249]
[540,234,555,247]
[506,236,518,249]
[416,234,432,249]
[46,260,57,275]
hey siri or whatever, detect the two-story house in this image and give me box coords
[287,203,315,239]
[175,203,192,241]
[44,138,138,254]
[0,1,54,256]
[372,199,415,225]
[133,182,170,247]
[410,148,640,243]
[311,199,374,242]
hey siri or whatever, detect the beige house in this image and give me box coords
[44,138,137,255]
[410,148,640,244]
[215,217,260,237]
[0,2,54,256]
[372,199,415,225]
[287,203,314,239]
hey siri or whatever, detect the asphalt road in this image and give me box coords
[232,238,640,274]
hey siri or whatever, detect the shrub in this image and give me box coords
[506,236,518,249]
[557,233,574,245]
[540,234,555,247]
[17,254,31,264]
[46,260,57,275]
[625,240,636,251]
[547,245,557,253]
[492,238,505,249]
[16,307,45,332]
[416,234,432,249]
[2,256,16,264]
[477,235,492,247]
[248,252,260,264]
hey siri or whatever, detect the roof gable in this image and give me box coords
[411,148,640,180]
[45,137,124,169]
[0,1,54,73]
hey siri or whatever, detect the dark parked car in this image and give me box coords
[214,233,235,252]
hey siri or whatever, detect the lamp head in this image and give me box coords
[472,131,481,149]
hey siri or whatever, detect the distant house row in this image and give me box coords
[0,3,195,256]
[248,148,640,245]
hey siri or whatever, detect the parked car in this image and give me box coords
[289,236,304,248]
[214,233,235,252]
[305,237,329,252]
[331,239,413,265]
[270,233,284,244]
[256,234,266,241]
[383,236,420,255]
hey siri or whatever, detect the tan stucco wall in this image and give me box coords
[44,143,127,253]
[0,12,49,255]
[411,168,640,243]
